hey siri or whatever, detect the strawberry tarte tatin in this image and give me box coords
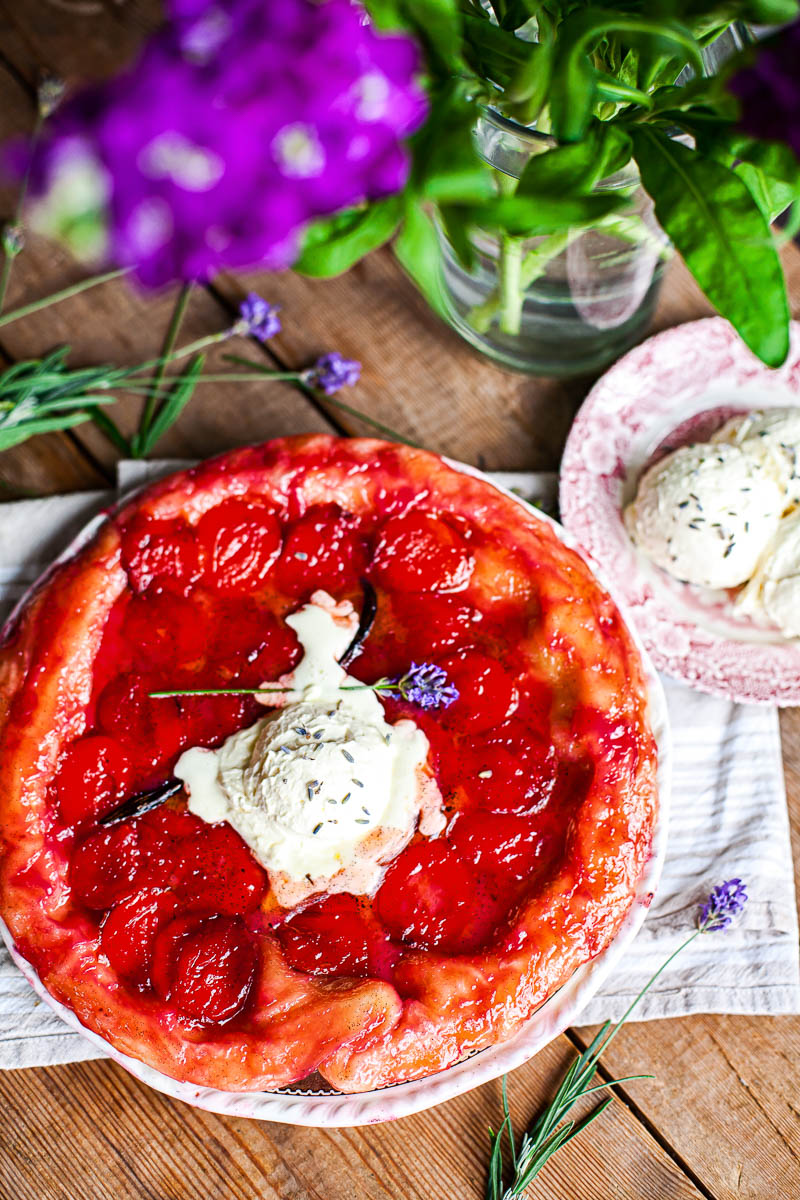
[0,436,658,1093]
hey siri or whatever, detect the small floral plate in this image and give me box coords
[560,317,800,705]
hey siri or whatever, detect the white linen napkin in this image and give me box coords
[0,464,797,1071]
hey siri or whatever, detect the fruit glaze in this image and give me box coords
[0,437,658,1094]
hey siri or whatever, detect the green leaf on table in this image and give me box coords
[132,354,205,458]
[394,202,449,319]
[631,127,790,367]
[295,199,403,277]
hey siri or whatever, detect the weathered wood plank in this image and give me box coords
[0,1038,709,1200]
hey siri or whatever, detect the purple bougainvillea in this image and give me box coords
[25,0,427,287]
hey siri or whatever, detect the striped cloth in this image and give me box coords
[0,467,797,1070]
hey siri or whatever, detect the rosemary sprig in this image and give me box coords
[0,348,128,452]
[486,881,749,1197]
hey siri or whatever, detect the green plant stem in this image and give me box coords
[0,267,130,330]
[498,233,524,335]
[137,281,192,452]
[0,111,44,315]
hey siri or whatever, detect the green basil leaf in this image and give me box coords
[471,189,629,235]
[402,0,462,70]
[295,199,403,277]
[394,203,449,318]
[515,122,632,197]
[736,161,797,223]
[631,128,790,367]
[437,203,475,270]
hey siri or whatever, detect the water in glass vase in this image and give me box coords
[437,109,671,377]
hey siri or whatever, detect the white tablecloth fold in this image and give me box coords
[0,464,797,1070]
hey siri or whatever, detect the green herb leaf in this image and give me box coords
[472,189,630,236]
[131,354,205,457]
[394,201,450,318]
[515,121,633,198]
[295,198,403,277]
[632,127,790,367]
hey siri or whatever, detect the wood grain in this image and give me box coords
[1,3,799,1198]
[0,1039,709,1200]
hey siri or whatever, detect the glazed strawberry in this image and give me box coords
[208,602,301,687]
[196,499,282,593]
[449,812,558,888]
[278,894,395,979]
[120,515,201,594]
[133,805,202,888]
[100,888,179,986]
[55,735,132,828]
[96,673,188,777]
[69,824,142,910]
[437,648,518,732]
[391,592,483,660]
[274,504,367,596]
[375,839,497,954]
[371,512,473,592]
[174,822,267,915]
[155,914,258,1023]
[452,721,558,814]
[121,584,210,670]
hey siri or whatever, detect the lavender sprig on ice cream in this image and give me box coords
[625,406,800,638]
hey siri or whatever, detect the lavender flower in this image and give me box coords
[21,0,428,287]
[304,351,361,395]
[236,293,281,342]
[699,878,748,932]
[728,20,800,162]
[378,662,459,710]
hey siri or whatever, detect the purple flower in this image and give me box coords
[699,878,748,932]
[728,21,800,162]
[304,351,361,394]
[388,662,459,710]
[236,292,281,342]
[21,0,428,287]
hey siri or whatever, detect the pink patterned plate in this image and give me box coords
[560,317,800,706]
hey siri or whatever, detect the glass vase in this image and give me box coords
[436,108,671,377]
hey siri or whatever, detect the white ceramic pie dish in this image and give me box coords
[0,456,671,1125]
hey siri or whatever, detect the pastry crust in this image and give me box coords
[0,437,657,1093]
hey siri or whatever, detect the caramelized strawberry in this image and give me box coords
[120,514,201,594]
[69,824,143,909]
[96,673,188,779]
[375,839,498,954]
[437,648,518,732]
[278,893,395,979]
[371,512,473,592]
[174,822,267,915]
[452,721,558,814]
[274,505,366,597]
[391,592,482,660]
[154,914,258,1023]
[449,812,558,888]
[100,888,179,986]
[208,601,301,687]
[55,735,131,828]
[121,584,210,670]
[196,499,282,593]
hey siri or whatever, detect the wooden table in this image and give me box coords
[1,5,799,1197]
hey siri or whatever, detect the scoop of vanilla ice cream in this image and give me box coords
[712,407,800,512]
[625,443,785,588]
[737,508,800,637]
[175,593,442,905]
